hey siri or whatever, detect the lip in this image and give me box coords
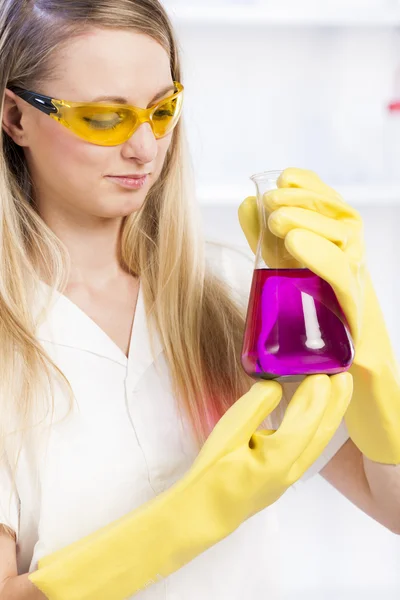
[106,174,149,190]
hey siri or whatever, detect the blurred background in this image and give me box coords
[162,0,400,598]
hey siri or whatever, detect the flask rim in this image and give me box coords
[250,169,283,184]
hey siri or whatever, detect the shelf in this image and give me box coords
[197,183,400,206]
[168,5,400,27]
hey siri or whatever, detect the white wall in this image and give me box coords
[172,10,400,188]
[164,1,400,598]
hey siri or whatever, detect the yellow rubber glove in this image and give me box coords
[28,373,352,600]
[238,167,400,465]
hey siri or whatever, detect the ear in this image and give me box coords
[2,88,29,147]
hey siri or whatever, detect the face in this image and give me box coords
[2,28,175,221]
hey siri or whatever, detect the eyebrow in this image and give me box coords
[90,84,175,105]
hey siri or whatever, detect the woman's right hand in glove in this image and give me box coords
[189,372,353,527]
[29,373,352,600]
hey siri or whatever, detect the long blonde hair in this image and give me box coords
[0,0,256,525]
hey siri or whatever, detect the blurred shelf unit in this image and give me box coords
[169,5,400,27]
[197,184,400,206]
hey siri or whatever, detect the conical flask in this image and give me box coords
[241,170,355,381]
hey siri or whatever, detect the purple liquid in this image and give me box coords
[241,268,354,379]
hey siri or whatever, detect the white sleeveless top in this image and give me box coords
[0,240,349,599]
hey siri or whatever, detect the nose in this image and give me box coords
[121,122,158,164]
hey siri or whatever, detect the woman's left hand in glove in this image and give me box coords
[238,167,400,465]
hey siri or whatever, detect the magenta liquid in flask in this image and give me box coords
[241,170,354,381]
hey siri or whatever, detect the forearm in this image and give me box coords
[363,456,400,534]
[0,574,47,600]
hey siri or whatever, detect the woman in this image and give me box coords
[0,1,399,599]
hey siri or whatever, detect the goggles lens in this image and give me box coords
[150,94,181,138]
[53,83,184,146]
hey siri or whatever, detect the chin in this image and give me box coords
[110,190,149,217]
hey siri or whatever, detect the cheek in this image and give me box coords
[32,117,108,188]
[154,134,173,177]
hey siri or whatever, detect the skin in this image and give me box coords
[3,29,173,289]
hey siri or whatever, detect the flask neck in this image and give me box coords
[250,170,304,270]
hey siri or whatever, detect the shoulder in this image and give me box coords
[205,238,255,308]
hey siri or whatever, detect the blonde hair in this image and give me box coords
[0,0,257,539]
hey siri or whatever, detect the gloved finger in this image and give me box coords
[289,372,353,482]
[264,187,360,222]
[238,196,259,256]
[238,195,303,269]
[277,167,344,201]
[268,206,349,249]
[257,429,276,436]
[261,221,303,269]
[195,380,283,466]
[260,374,333,461]
[284,229,360,340]
[249,428,276,448]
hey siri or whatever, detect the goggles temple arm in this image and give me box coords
[9,87,57,116]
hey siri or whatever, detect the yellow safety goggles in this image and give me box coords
[9,82,184,146]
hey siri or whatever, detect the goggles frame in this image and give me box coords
[8,82,184,146]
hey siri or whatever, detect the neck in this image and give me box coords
[37,201,128,288]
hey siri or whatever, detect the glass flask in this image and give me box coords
[241,170,355,381]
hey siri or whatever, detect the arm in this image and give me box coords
[363,456,400,533]
[321,438,400,534]
[1,575,46,600]
[0,531,46,600]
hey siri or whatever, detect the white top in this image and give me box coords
[0,240,349,599]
